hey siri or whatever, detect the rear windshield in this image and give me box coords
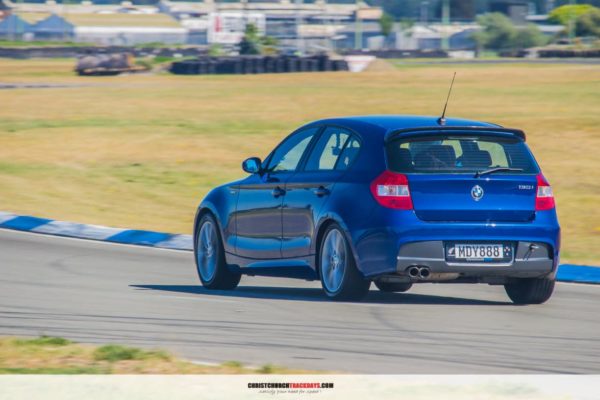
[386,135,539,174]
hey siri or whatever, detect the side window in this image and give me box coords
[335,135,361,171]
[304,127,350,171]
[266,127,319,173]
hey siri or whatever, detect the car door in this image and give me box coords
[234,127,319,259]
[282,126,360,259]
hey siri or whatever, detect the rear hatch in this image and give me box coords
[385,131,540,222]
[408,174,537,222]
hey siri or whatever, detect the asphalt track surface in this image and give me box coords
[1,229,599,373]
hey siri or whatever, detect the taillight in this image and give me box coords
[370,170,413,210]
[535,173,555,211]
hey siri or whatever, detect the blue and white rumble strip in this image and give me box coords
[0,211,193,251]
[1,211,598,284]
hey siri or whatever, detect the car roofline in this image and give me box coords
[384,126,526,143]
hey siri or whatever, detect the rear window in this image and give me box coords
[386,135,539,174]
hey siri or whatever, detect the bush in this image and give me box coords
[258,363,275,374]
[93,345,142,361]
[93,344,170,362]
[14,336,72,346]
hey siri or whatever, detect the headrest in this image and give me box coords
[462,150,492,168]
[414,144,456,169]
[388,148,413,171]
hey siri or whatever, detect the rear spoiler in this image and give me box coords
[384,126,526,143]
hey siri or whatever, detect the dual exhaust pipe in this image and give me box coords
[407,266,430,280]
[406,266,460,281]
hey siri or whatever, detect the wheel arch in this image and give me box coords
[193,203,223,249]
[313,215,363,278]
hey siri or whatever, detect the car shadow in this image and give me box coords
[130,284,511,306]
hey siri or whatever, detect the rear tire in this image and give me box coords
[504,277,555,305]
[195,213,241,290]
[374,281,412,293]
[319,224,370,301]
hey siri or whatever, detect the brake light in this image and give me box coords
[370,170,413,210]
[535,174,555,211]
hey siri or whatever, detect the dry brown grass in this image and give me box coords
[0,59,598,263]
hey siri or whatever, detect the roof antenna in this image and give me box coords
[437,72,456,126]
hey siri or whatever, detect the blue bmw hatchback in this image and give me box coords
[194,116,560,303]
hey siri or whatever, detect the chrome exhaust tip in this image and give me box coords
[407,266,420,278]
[418,267,431,279]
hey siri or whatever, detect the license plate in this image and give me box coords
[446,243,512,263]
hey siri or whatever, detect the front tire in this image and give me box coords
[374,281,412,293]
[504,277,555,304]
[319,224,370,301]
[195,213,241,290]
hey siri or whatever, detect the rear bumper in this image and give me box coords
[395,240,555,279]
[350,208,560,279]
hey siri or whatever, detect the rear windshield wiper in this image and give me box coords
[474,167,524,178]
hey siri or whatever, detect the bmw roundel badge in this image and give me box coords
[471,185,484,201]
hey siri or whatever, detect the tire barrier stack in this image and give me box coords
[169,55,349,75]
[538,48,600,58]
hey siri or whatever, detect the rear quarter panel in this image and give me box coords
[312,129,389,276]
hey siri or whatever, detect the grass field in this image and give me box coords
[0,59,599,264]
[0,336,307,374]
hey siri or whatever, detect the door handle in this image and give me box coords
[313,186,330,197]
[271,186,285,197]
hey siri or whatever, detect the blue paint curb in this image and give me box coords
[555,265,600,285]
[1,211,599,284]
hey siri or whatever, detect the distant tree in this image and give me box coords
[238,23,278,55]
[514,24,549,49]
[576,7,600,37]
[365,0,600,20]
[239,37,260,55]
[379,12,394,37]
[244,23,260,42]
[472,13,517,51]
[378,12,394,48]
[472,13,548,52]
[239,24,261,55]
[548,4,595,26]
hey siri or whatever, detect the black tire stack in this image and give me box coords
[170,55,349,75]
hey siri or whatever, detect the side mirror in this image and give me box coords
[242,157,262,174]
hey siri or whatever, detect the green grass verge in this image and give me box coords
[0,336,316,374]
